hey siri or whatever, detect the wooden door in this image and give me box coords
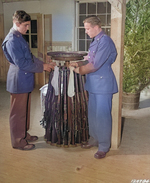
[36,13,44,87]
[0,13,9,82]
[43,14,52,84]
[23,13,39,86]
[26,13,52,87]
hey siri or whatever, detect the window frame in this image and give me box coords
[75,1,111,51]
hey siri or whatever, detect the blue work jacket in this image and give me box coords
[2,28,43,93]
[85,31,118,94]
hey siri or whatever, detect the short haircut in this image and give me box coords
[83,15,101,28]
[12,10,31,24]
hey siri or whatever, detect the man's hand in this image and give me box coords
[43,62,56,72]
[84,55,89,60]
[46,55,52,63]
[73,67,79,73]
[69,62,80,73]
[69,62,79,68]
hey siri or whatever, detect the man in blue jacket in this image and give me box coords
[71,16,118,159]
[2,10,56,150]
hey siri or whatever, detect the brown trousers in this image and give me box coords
[9,92,31,148]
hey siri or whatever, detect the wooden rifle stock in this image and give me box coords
[56,67,61,146]
[74,72,82,144]
[43,72,54,142]
[63,67,68,146]
[78,74,88,143]
[69,69,76,146]
[82,75,89,141]
[60,67,64,146]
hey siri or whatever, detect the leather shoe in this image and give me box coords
[27,136,38,142]
[81,143,93,149]
[94,151,106,159]
[14,144,35,151]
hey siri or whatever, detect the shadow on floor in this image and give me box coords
[139,98,150,109]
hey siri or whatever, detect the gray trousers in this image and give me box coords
[9,93,31,148]
[88,93,113,152]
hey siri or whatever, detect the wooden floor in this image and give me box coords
[0,82,150,183]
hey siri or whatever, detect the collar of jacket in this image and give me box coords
[90,31,105,47]
[10,27,22,38]
[94,30,105,42]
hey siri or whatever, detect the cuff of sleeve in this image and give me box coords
[78,60,89,67]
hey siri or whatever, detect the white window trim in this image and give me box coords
[75,1,111,51]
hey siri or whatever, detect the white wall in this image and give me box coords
[40,0,75,42]
[3,0,75,42]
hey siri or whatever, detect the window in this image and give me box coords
[23,20,37,48]
[76,1,111,51]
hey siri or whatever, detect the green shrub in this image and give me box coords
[123,0,150,93]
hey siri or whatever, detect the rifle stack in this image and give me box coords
[40,66,89,147]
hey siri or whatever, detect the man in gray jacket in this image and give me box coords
[2,10,56,150]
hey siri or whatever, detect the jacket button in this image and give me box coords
[25,73,27,74]
[100,76,103,78]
